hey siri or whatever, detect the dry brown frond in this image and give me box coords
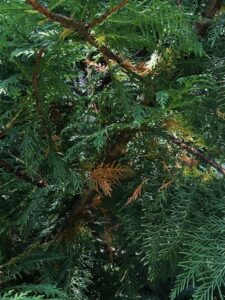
[159,179,174,191]
[126,179,148,205]
[180,155,198,167]
[91,163,132,196]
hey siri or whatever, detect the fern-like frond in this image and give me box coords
[90,163,132,196]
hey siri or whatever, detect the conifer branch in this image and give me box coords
[62,130,225,231]
[86,0,129,29]
[26,0,84,32]
[26,0,140,75]
[0,159,48,187]
[170,137,225,175]
[26,0,225,234]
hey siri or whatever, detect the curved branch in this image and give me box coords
[26,0,84,32]
[170,136,225,175]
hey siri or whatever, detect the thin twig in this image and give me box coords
[170,136,225,175]
[86,0,129,29]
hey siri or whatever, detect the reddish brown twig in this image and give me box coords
[170,137,225,175]
[0,159,48,187]
[86,0,129,29]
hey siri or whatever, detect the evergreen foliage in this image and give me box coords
[1,0,225,299]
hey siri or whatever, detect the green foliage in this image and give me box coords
[1,0,225,299]
[0,287,65,300]
[2,284,66,298]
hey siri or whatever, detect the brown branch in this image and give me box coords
[26,0,139,75]
[0,159,48,187]
[27,0,225,233]
[86,0,129,29]
[203,0,222,18]
[104,129,137,163]
[26,0,84,33]
[170,137,225,176]
[196,0,223,36]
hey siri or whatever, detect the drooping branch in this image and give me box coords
[0,159,48,187]
[170,136,225,175]
[86,0,129,29]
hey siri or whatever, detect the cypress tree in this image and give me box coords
[0,1,225,299]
